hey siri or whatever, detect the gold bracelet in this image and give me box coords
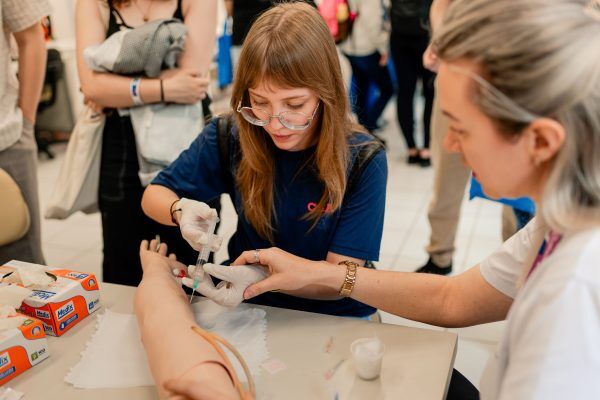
[337,260,359,297]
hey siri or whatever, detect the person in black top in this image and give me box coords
[226,0,316,68]
[390,0,435,166]
[75,0,217,286]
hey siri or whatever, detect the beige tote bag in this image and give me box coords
[45,106,105,220]
[0,168,30,246]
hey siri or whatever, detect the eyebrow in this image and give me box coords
[248,90,309,101]
[442,110,460,122]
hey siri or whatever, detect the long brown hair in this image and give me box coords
[231,2,361,243]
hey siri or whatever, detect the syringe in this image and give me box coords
[189,216,219,303]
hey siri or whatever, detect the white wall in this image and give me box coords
[48,0,82,116]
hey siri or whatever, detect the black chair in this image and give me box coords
[35,48,64,159]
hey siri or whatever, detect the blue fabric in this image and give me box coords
[469,177,536,214]
[217,20,233,88]
[152,119,388,317]
[345,52,393,132]
[349,56,397,117]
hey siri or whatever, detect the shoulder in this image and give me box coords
[347,132,387,168]
[549,228,600,288]
[480,217,545,298]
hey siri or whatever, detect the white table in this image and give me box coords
[10,282,457,399]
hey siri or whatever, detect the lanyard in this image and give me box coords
[527,231,562,281]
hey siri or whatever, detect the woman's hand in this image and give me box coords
[231,248,322,299]
[182,263,268,308]
[422,42,440,72]
[139,239,187,276]
[83,96,104,115]
[177,199,223,252]
[162,68,210,104]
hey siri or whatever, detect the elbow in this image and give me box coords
[438,278,470,328]
[80,81,102,104]
[140,186,153,218]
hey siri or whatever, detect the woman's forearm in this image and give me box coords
[310,263,510,327]
[141,184,180,226]
[79,71,163,108]
[14,23,47,122]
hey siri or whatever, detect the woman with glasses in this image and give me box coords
[141,2,388,318]
[206,0,600,398]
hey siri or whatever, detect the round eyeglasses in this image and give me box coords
[236,101,320,131]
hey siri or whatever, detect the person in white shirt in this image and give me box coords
[204,0,600,398]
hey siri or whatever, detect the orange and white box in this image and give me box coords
[0,314,49,385]
[2,261,101,337]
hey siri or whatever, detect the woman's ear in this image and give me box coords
[523,118,566,166]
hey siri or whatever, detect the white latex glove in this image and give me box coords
[182,263,269,308]
[178,198,223,252]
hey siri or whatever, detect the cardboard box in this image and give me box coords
[0,314,49,385]
[1,261,101,337]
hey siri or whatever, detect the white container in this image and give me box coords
[350,337,385,380]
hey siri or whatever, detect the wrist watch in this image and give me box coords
[337,260,359,297]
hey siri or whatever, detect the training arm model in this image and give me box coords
[136,239,238,400]
[234,247,513,328]
[75,0,216,109]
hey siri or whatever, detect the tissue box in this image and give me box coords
[0,314,49,385]
[1,261,101,337]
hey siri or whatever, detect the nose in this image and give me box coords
[443,129,461,153]
[268,111,284,130]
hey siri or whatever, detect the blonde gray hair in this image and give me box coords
[433,0,600,232]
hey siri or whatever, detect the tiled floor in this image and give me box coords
[36,79,506,391]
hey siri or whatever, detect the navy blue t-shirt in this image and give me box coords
[152,119,387,317]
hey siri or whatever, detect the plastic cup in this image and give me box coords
[350,337,385,380]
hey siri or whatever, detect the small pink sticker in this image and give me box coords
[261,358,287,375]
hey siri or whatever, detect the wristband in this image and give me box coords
[170,199,182,226]
[130,77,144,106]
[159,79,165,102]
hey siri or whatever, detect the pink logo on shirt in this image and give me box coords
[307,202,333,213]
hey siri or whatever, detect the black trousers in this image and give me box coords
[98,112,203,286]
[390,31,435,150]
[447,369,480,400]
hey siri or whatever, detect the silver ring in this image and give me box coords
[253,249,261,264]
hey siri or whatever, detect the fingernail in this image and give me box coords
[244,289,253,299]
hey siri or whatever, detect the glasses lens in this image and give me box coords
[239,107,268,126]
[280,112,310,130]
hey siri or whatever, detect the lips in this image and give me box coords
[273,134,292,142]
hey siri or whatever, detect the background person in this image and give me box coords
[0,0,50,265]
[75,0,217,285]
[340,0,393,137]
[390,0,435,166]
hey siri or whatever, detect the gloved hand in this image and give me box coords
[182,263,269,308]
[178,198,223,252]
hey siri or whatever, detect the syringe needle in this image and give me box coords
[189,279,198,303]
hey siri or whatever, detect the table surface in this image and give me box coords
[9,282,457,399]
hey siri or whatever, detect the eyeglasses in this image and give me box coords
[236,101,320,131]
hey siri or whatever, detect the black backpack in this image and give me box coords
[215,115,384,200]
